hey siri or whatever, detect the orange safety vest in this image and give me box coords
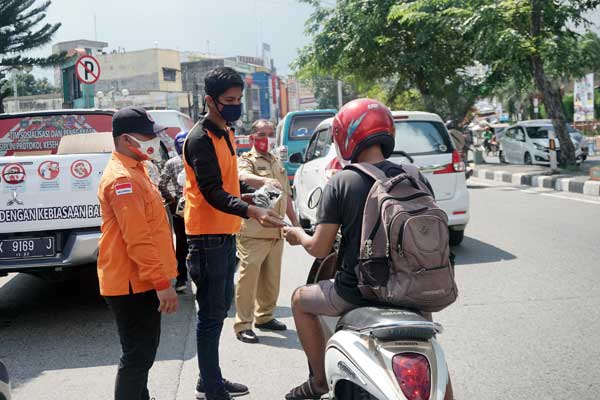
[183,128,242,235]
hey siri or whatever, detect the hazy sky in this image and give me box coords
[32,0,316,82]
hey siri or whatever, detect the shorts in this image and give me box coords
[294,279,358,317]
[295,279,434,321]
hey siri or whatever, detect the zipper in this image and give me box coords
[388,207,429,256]
[415,265,448,274]
[368,192,432,241]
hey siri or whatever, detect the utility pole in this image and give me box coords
[192,83,200,122]
[337,80,343,109]
[12,69,19,112]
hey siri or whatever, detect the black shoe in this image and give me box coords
[196,378,249,399]
[255,319,287,331]
[236,330,259,344]
[174,278,187,293]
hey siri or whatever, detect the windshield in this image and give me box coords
[0,112,113,157]
[289,114,334,140]
[394,120,453,155]
[525,126,551,139]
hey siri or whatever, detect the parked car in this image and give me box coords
[498,120,584,165]
[292,111,470,245]
[0,360,10,400]
[276,109,337,184]
[0,110,173,279]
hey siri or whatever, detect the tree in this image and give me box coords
[0,0,64,113]
[1,71,58,97]
[295,0,486,123]
[462,0,600,168]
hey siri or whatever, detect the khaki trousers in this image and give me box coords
[234,236,284,333]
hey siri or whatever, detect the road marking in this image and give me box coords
[469,178,600,205]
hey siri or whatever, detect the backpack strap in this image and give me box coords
[344,162,387,182]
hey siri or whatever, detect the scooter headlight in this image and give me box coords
[392,353,431,400]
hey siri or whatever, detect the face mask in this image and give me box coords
[126,135,162,162]
[253,136,276,154]
[216,100,243,123]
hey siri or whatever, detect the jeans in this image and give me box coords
[173,214,188,282]
[187,235,237,396]
[104,290,161,400]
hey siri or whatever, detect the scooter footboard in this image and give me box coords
[325,330,448,400]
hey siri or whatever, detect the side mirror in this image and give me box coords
[289,152,304,164]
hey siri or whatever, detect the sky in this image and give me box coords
[31,0,317,82]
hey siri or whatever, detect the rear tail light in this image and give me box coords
[279,145,289,162]
[325,157,343,180]
[433,150,465,175]
[392,353,431,400]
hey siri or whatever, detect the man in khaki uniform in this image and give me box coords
[235,119,300,343]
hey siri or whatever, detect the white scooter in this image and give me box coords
[306,248,449,400]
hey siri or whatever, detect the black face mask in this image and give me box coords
[216,100,243,123]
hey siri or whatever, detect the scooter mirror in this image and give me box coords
[308,187,323,210]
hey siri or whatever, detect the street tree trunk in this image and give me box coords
[415,68,436,113]
[0,95,4,114]
[530,0,577,168]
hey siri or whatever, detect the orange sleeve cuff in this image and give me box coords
[154,279,170,291]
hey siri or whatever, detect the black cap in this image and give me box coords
[112,107,166,137]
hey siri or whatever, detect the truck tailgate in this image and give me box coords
[0,153,111,234]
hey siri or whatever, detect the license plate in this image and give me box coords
[0,237,55,260]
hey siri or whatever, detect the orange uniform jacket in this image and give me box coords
[97,152,177,296]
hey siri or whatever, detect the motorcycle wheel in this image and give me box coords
[335,381,378,400]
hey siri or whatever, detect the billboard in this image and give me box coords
[574,73,594,122]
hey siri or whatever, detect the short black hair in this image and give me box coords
[205,67,244,99]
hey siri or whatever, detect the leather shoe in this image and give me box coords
[255,319,287,331]
[236,330,259,343]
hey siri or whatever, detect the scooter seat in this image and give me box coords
[336,307,440,341]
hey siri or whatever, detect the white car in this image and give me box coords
[499,120,584,165]
[293,111,470,245]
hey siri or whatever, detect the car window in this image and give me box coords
[179,114,195,131]
[504,128,515,139]
[304,131,320,162]
[289,114,333,140]
[526,126,550,139]
[313,127,332,159]
[393,121,453,155]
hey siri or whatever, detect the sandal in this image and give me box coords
[285,378,328,399]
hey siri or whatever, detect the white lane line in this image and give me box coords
[539,192,600,205]
[469,178,600,205]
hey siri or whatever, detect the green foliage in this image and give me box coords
[0,0,64,112]
[0,71,58,97]
[295,0,487,122]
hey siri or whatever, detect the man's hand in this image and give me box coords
[156,287,179,314]
[248,205,285,228]
[265,178,282,190]
[283,226,304,246]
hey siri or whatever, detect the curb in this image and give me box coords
[472,168,600,197]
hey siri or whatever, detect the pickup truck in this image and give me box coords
[0,110,175,279]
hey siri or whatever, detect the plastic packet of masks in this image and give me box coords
[251,183,282,209]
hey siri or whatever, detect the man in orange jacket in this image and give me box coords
[98,107,178,400]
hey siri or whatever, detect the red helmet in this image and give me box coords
[332,98,395,161]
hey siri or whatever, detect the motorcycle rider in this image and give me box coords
[283,98,454,400]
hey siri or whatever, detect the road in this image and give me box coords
[1,178,600,400]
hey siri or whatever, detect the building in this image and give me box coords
[181,55,279,132]
[52,40,108,89]
[95,48,187,110]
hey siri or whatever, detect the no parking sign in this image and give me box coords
[75,55,101,84]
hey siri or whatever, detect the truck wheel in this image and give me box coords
[449,229,465,246]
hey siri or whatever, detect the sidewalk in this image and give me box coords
[472,154,600,197]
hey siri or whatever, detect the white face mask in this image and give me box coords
[267,137,276,152]
[127,135,162,162]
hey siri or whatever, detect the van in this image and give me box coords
[275,109,336,183]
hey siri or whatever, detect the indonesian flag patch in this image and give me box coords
[115,182,133,196]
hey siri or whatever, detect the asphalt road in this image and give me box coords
[1,178,599,399]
